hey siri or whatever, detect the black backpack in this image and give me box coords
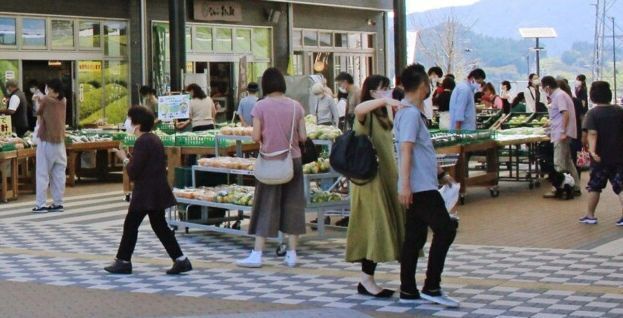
[330,115,378,185]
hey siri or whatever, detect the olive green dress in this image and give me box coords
[345,113,405,263]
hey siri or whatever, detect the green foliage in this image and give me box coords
[79,83,127,121]
[80,95,129,125]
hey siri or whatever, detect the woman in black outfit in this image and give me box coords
[105,106,192,275]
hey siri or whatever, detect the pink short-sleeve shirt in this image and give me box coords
[251,96,304,158]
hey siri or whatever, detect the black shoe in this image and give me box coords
[574,189,582,197]
[104,259,132,274]
[310,216,331,230]
[48,205,64,212]
[399,290,422,303]
[336,217,350,227]
[357,283,394,298]
[166,258,192,275]
[32,206,50,213]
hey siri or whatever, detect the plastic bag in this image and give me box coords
[439,182,461,212]
[577,148,591,169]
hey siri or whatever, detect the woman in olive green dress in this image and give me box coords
[346,75,405,298]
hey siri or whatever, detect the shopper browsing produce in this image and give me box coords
[236,68,307,269]
[395,64,459,307]
[176,83,217,132]
[345,75,405,298]
[238,82,259,127]
[106,106,192,275]
[449,68,486,131]
[309,82,339,126]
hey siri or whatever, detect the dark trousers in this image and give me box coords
[400,190,458,293]
[116,209,183,262]
[361,259,377,276]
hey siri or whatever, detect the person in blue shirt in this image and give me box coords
[449,69,486,131]
[394,64,460,308]
[237,82,259,127]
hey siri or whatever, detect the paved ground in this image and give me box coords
[0,175,621,317]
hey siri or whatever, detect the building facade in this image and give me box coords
[0,0,391,127]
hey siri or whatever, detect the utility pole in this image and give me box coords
[393,0,408,75]
[611,17,618,103]
[600,0,607,79]
[592,0,600,80]
[168,0,186,92]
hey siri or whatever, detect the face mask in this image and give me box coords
[469,80,480,92]
[44,86,49,95]
[338,87,347,94]
[125,120,137,134]
[30,87,36,94]
[532,79,540,86]
[430,76,439,85]
[372,89,391,100]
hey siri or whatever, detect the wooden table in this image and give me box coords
[16,147,36,194]
[66,141,120,187]
[0,151,18,202]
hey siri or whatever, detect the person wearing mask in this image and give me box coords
[449,69,486,131]
[436,77,455,130]
[425,66,444,120]
[236,68,307,268]
[28,80,44,130]
[575,74,588,109]
[106,106,192,275]
[541,76,581,198]
[500,81,513,113]
[1,80,29,137]
[511,93,527,113]
[336,88,349,130]
[525,74,548,113]
[238,82,259,127]
[344,75,405,298]
[32,79,67,213]
[336,72,361,130]
[395,64,459,307]
[310,83,339,126]
[579,81,623,226]
[140,86,159,115]
[559,79,585,181]
[176,84,217,132]
[482,83,503,110]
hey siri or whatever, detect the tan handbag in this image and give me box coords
[254,103,297,185]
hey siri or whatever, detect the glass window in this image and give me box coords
[22,18,46,47]
[51,20,74,48]
[186,26,191,51]
[348,33,361,49]
[234,28,251,52]
[292,30,302,47]
[0,17,16,46]
[104,21,127,56]
[79,21,101,49]
[334,33,347,48]
[319,32,332,47]
[102,60,129,124]
[252,28,271,59]
[303,30,317,47]
[194,26,212,51]
[367,34,375,49]
[214,28,232,52]
[0,60,19,101]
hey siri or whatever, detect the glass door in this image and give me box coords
[0,60,19,105]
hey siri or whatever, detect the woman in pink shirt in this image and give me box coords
[482,82,504,110]
[236,68,308,269]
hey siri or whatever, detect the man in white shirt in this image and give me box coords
[524,74,548,113]
[423,67,443,120]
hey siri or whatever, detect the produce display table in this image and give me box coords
[436,140,500,203]
[496,135,549,189]
[0,151,18,202]
[65,141,120,187]
[16,147,36,194]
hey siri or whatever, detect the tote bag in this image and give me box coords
[254,103,297,185]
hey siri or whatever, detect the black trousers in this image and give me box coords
[400,190,458,293]
[116,209,183,262]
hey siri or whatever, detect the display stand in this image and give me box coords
[0,151,18,202]
[65,141,120,187]
[168,137,348,255]
[16,147,36,194]
[496,136,549,189]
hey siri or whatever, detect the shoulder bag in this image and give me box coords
[329,114,378,185]
[254,103,297,185]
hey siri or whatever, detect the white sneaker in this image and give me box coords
[284,250,297,267]
[236,250,262,268]
[421,290,460,308]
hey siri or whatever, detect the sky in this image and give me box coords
[407,0,481,13]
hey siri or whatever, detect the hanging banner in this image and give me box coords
[194,1,242,22]
[157,94,191,121]
[0,116,12,137]
[238,56,248,97]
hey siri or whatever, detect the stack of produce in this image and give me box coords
[309,187,345,204]
[174,185,255,206]
[477,109,503,129]
[430,131,460,148]
[303,158,331,174]
[527,114,550,127]
[65,131,114,144]
[0,135,28,151]
[197,157,255,170]
[219,125,253,136]
[504,114,532,127]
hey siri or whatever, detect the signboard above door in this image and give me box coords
[194,1,242,22]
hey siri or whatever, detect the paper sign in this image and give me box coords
[4,71,15,80]
[157,94,191,121]
[194,1,242,22]
[0,116,12,137]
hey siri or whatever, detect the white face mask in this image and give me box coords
[532,79,540,86]
[338,87,347,94]
[372,89,392,100]
[30,87,37,94]
[44,86,49,95]
[124,120,137,135]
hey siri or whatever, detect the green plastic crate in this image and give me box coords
[124,134,174,147]
[175,134,215,147]
[155,122,176,135]
[0,143,16,152]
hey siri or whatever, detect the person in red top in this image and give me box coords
[482,83,503,109]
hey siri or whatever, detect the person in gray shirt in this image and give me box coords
[238,82,259,127]
[309,83,339,126]
[394,64,459,308]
